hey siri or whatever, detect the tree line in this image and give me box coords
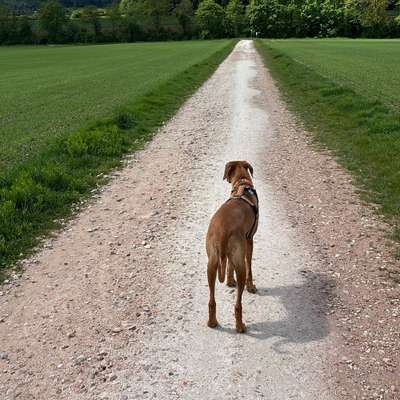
[0,0,112,13]
[0,0,399,45]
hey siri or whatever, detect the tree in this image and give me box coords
[81,5,102,39]
[174,0,194,36]
[360,0,388,27]
[142,0,170,32]
[195,0,225,38]
[120,16,144,41]
[120,0,170,33]
[344,0,388,35]
[246,0,283,37]
[345,0,387,27]
[108,3,123,40]
[119,0,136,13]
[225,0,246,37]
[299,0,344,37]
[18,15,33,43]
[38,0,66,42]
[281,1,304,37]
[396,1,400,24]
[0,5,11,43]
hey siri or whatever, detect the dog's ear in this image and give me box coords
[243,161,254,177]
[223,161,235,182]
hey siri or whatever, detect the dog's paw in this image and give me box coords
[246,284,257,294]
[207,320,218,328]
[226,280,237,288]
[236,323,246,334]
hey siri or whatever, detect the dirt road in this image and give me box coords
[1,40,399,400]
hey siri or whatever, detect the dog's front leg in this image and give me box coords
[245,239,257,293]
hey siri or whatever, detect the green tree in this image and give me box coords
[345,0,387,27]
[143,0,170,32]
[246,0,283,37]
[281,1,304,37]
[344,0,388,35]
[108,4,123,40]
[0,5,20,43]
[121,16,144,41]
[174,0,194,36]
[120,0,170,33]
[195,0,225,38]
[38,0,66,42]
[344,0,361,23]
[18,15,33,43]
[81,5,102,39]
[225,0,246,37]
[0,5,11,43]
[360,0,388,26]
[119,0,135,14]
[299,0,344,37]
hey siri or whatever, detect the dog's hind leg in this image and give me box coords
[207,259,218,328]
[226,260,236,287]
[230,245,246,333]
[234,266,246,333]
[245,239,257,293]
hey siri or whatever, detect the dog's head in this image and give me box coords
[223,161,254,184]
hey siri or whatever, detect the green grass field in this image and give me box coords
[0,39,235,275]
[264,39,400,109]
[0,40,232,173]
[256,39,400,266]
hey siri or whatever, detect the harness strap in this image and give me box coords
[227,189,259,239]
[230,194,256,208]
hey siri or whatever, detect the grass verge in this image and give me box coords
[255,40,400,274]
[0,39,237,280]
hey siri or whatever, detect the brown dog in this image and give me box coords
[206,161,259,333]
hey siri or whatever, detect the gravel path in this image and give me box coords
[1,40,398,400]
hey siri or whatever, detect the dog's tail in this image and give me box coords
[217,255,227,283]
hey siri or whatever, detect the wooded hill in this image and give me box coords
[0,0,112,12]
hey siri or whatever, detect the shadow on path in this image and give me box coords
[218,272,335,353]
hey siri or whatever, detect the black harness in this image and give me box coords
[227,185,259,239]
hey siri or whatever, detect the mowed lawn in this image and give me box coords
[264,39,400,109]
[0,40,231,173]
